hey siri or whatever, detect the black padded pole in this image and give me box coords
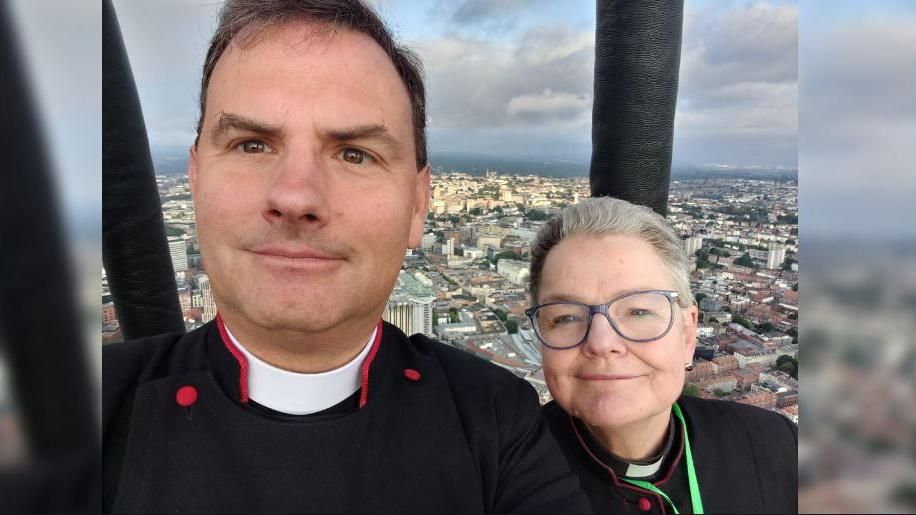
[0,3,99,512]
[103,0,184,339]
[590,0,684,216]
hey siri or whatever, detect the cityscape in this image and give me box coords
[101,168,799,424]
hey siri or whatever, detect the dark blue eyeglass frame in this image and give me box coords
[525,289,680,349]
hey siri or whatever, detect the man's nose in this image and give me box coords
[581,312,628,358]
[262,150,331,225]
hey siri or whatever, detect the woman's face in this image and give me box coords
[539,233,698,430]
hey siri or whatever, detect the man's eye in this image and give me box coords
[340,148,373,165]
[237,140,272,154]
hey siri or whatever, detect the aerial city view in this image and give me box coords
[101,164,799,423]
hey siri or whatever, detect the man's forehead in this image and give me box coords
[221,19,387,69]
[207,21,409,116]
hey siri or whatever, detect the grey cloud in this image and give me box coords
[801,16,916,171]
[801,13,916,237]
[436,0,546,27]
[674,2,798,167]
[411,24,594,130]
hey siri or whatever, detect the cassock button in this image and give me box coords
[403,368,421,382]
[176,385,198,407]
[637,497,652,512]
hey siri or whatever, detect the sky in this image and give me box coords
[798,0,916,237]
[111,0,798,168]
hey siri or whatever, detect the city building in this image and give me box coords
[767,243,787,270]
[199,274,217,323]
[685,235,703,255]
[168,236,188,272]
[496,259,530,286]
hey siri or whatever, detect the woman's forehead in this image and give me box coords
[539,235,672,302]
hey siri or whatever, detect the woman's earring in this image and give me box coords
[685,363,694,371]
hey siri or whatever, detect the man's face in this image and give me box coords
[190,21,429,335]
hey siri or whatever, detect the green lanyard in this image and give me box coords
[620,403,704,514]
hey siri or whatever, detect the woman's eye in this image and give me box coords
[340,148,373,165]
[237,140,272,154]
[552,315,579,325]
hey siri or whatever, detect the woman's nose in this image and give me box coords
[581,312,628,357]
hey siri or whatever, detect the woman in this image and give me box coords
[528,197,797,514]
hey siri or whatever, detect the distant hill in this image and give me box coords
[150,147,796,181]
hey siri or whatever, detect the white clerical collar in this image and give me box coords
[223,325,376,415]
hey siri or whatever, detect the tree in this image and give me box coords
[778,362,795,377]
[505,320,519,334]
[732,315,753,330]
[694,292,708,303]
[426,212,435,220]
[526,209,548,221]
[468,207,483,216]
[682,384,701,398]
[734,253,756,268]
[493,309,508,322]
[164,225,185,237]
[448,308,459,323]
[776,355,798,379]
[755,321,774,334]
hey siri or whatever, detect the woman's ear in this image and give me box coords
[682,305,698,363]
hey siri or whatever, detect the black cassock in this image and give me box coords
[103,320,591,514]
[543,396,798,514]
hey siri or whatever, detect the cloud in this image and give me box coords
[410,24,594,130]
[800,10,916,236]
[506,89,590,122]
[433,0,548,28]
[674,2,798,167]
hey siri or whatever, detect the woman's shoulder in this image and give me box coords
[677,395,797,442]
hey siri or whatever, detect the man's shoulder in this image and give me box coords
[104,324,210,377]
[103,324,212,412]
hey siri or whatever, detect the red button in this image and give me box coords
[638,497,652,512]
[176,385,198,407]
[403,368,421,382]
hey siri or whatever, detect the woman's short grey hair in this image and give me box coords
[528,197,695,308]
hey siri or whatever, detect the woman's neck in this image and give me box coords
[587,408,673,462]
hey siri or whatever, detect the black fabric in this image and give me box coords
[572,413,678,483]
[103,322,592,513]
[102,0,184,339]
[590,0,683,216]
[0,3,99,512]
[544,397,798,514]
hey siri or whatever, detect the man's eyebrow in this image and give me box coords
[324,124,404,150]
[211,112,282,142]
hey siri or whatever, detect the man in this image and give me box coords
[103,1,590,513]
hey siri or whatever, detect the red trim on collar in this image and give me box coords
[216,313,249,404]
[358,320,384,409]
[568,414,671,509]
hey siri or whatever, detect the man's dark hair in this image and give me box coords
[195,0,427,169]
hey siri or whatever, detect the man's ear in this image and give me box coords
[188,144,199,196]
[407,164,431,249]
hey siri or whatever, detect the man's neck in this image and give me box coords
[587,409,673,462]
[217,310,380,373]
